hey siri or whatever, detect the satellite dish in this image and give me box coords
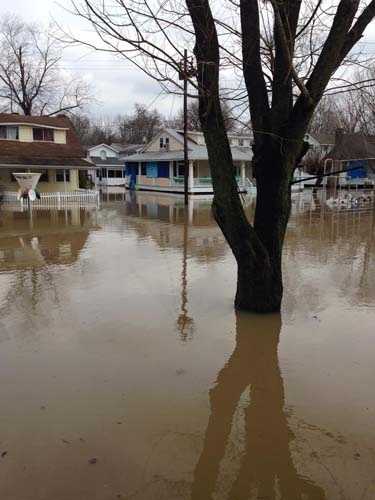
[13,172,41,191]
[29,189,36,201]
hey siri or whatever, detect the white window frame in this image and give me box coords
[0,125,19,140]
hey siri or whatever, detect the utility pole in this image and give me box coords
[179,50,196,205]
[183,50,189,205]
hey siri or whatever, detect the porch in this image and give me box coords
[0,166,100,208]
[0,167,82,193]
[125,160,255,194]
[95,167,126,187]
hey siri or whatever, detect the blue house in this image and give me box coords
[325,130,375,186]
[124,128,255,194]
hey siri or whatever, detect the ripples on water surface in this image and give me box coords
[0,189,374,500]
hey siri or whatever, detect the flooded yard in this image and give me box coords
[0,190,374,500]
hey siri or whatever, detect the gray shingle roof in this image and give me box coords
[327,133,375,160]
[125,146,252,162]
[326,132,375,176]
[89,156,124,167]
[310,132,335,145]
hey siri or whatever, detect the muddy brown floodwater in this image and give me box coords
[0,190,374,500]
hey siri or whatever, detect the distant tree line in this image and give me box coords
[71,100,238,146]
[73,81,375,149]
[310,71,375,136]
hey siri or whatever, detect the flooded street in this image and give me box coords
[0,190,374,500]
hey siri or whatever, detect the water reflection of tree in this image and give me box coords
[191,313,325,500]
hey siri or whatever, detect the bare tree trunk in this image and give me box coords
[237,146,293,311]
[200,114,293,312]
[187,0,298,312]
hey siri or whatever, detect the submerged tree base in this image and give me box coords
[235,284,282,314]
[234,262,283,313]
[235,297,282,314]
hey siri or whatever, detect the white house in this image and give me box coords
[304,132,335,159]
[124,128,254,194]
[0,113,95,197]
[87,143,126,187]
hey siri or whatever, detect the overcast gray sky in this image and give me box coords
[0,0,179,119]
[2,0,375,121]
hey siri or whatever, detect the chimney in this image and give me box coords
[335,128,344,145]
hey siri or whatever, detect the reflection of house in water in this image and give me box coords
[0,207,98,271]
[123,192,230,264]
[122,192,232,341]
[285,193,375,312]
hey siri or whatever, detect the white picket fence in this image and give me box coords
[0,189,100,208]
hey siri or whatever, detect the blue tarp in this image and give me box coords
[126,161,171,180]
[125,163,137,176]
[146,163,158,178]
[346,160,367,179]
[125,162,138,190]
[157,163,170,178]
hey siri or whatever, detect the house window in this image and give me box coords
[106,170,122,178]
[238,138,244,146]
[160,137,164,149]
[0,126,19,140]
[33,128,54,141]
[165,137,169,148]
[100,150,107,160]
[141,164,147,175]
[173,161,185,177]
[56,169,70,182]
[39,170,49,182]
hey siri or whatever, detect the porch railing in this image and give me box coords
[125,175,255,191]
[171,176,249,187]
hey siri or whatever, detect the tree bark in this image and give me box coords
[236,140,295,312]
[200,106,295,313]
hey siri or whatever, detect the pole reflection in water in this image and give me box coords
[191,313,325,500]
[176,205,194,341]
